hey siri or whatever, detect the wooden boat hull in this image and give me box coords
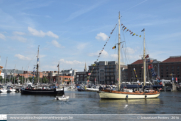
[21,88,64,96]
[99,90,160,99]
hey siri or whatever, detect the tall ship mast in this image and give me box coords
[37,45,40,84]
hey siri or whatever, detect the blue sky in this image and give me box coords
[0,0,181,72]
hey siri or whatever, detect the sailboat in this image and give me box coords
[99,12,161,99]
[0,58,7,93]
[21,46,64,96]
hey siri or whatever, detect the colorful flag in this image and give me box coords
[112,46,116,49]
[148,64,153,69]
[145,54,149,58]
[141,28,145,32]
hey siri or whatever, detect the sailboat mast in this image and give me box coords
[37,45,40,84]
[118,12,121,90]
[4,57,8,84]
[143,29,146,86]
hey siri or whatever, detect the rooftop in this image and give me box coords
[162,56,181,63]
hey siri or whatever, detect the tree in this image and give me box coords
[42,76,48,83]
[0,76,3,83]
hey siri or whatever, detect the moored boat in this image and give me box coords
[98,12,161,99]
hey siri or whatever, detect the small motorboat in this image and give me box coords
[55,95,69,101]
[7,86,16,93]
[0,88,7,93]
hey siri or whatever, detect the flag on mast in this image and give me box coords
[112,46,116,49]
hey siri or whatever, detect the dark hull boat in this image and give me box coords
[21,88,64,96]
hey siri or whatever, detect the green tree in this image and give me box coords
[0,76,3,83]
[42,76,48,83]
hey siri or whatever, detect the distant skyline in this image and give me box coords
[0,0,181,72]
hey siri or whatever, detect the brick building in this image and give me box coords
[127,58,161,82]
[88,61,127,85]
[160,56,181,82]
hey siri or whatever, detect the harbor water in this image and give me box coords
[0,91,181,114]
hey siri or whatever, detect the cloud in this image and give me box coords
[28,27,59,38]
[13,31,25,35]
[76,43,89,50]
[88,50,108,58]
[59,59,84,65]
[14,54,31,60]
[95,32,108,41]
[0,33,6,40]
[52,40,62,48]
[124,47,135,55]
[11,36,27,42]
[111,54,117,59]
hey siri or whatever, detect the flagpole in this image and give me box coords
[143,29,146,87]
[58,62,60,85]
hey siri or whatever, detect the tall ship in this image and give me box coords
[21,46,64,96]
[98,12,161,99]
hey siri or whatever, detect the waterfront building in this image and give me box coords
[127,58,161,82]
[160,56,181,83]
[75,63,89,84]
[88,61,127,85]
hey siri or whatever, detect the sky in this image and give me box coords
[0,0,181,72]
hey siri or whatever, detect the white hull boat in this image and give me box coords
[99,90,160,99]
[0,89,7,93]
[7,88,16,92]
[55,96,69,101]
[97,13,161,99]
[86,88,99,92]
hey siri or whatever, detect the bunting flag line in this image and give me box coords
[121,23,143,38]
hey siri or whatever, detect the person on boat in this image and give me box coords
[62,95,65,98]
[137,80,140,85]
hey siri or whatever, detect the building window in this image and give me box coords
[166,67,168,71]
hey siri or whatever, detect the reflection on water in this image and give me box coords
[0,91,180,114]
[99,98,162,105]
